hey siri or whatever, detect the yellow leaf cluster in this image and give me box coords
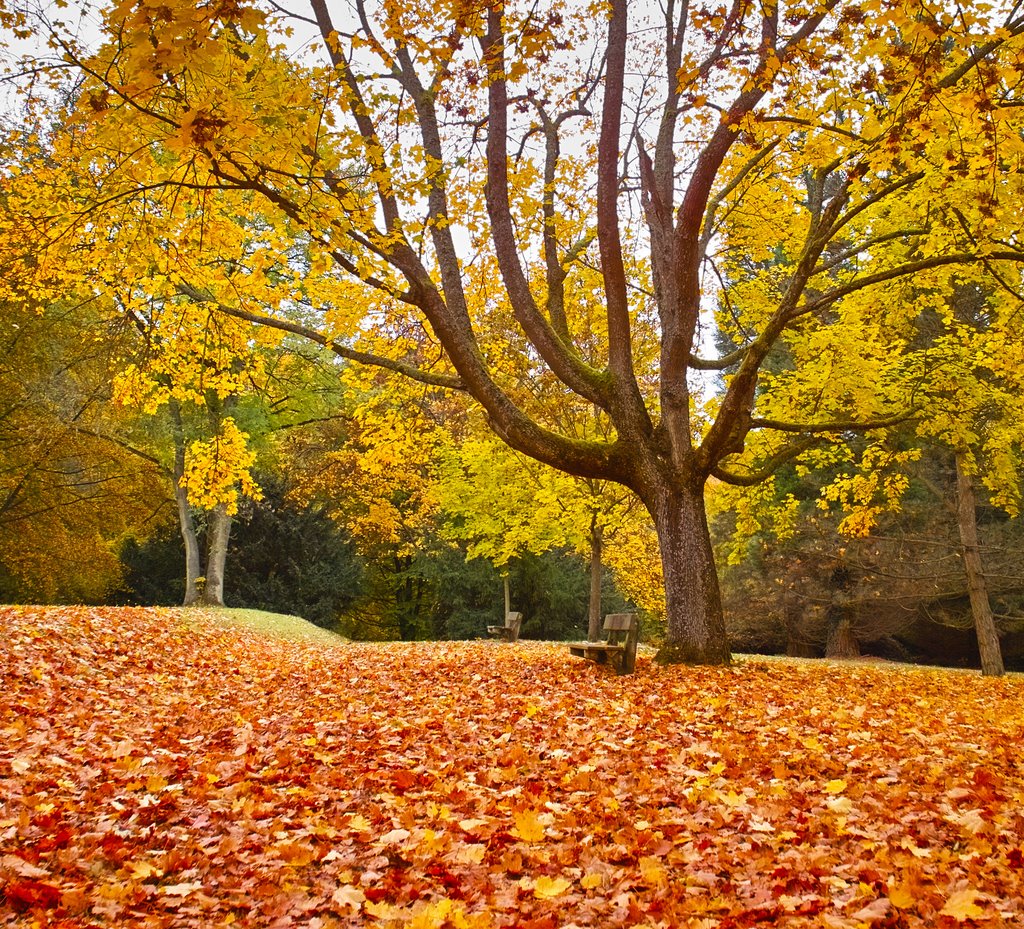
[181,418,262,515]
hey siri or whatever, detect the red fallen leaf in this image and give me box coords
[35,827,75,853]
[392,769,418,791]
[100,834,128,863]
[1008,848,1024,870]
[4,878,62,911]
[518,917,558,929]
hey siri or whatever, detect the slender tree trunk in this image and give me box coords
[651,482,731,665]
[170,401,203,606]
[503,574,510,617]
[784,592,817,658]
[201,503,232,607]
[394,557,420,641]
[588,518,603,640]
[954,452,1004,677]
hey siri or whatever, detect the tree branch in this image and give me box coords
[175,284,467,391]
[712,437,818,486]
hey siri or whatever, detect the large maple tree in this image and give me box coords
[2,0,1023,663]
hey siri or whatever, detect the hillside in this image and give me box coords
[2,605,1022,927]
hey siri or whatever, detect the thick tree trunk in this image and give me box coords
[824,567,859,658]
[825,612,860,659]
[170,401,203,606]
[201,503,232,607]
[651,483,731,665]
[588,519,603,641]
[955,452,1004,677]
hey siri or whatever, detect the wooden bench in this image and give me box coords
[568,613,639,675]
[487,611,522,643]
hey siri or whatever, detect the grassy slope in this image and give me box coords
[181,606,346,645]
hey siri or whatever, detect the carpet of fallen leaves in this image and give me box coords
[2,606,1023,929]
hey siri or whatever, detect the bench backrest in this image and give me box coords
[506,611,522,642]
[603,613,636,638]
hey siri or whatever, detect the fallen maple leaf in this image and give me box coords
[887,882,915,909]
[378,828,411,845]
[275,840,317,866]
[940,888,985,921]
[512,809,546,843]
[852,897,891,921]
[161,881,203,896]
[534,876,571,898]
[331,884,366,912]
[638,855,667,887]
[4,879,61,911]
[1,855,49,879]
[455,844,486,865]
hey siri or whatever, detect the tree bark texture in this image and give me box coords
[954,452,1004,677]
[170,402,203,606]
[201,504,232,607]
[825,613,860,659]
[588,520,603,641]
[650,484,731,665]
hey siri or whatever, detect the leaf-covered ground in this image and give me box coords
[2,606,1022,928]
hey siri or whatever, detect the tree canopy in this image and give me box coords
[2,0,1022,663]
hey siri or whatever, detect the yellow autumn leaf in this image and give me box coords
[332,884,366,912]
[533,876,571,899]
[887,882,916,910]
[638,855,667,886]
[511,809,546,843]
[825,779,847,794]
[580,872,603,890]
[455,844,486,865]
[940,889,985,921]
[127,860,163,880]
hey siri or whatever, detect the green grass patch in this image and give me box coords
[180,605,346,645]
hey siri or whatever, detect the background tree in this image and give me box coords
[0,293,165,602]
[115,476,364,628]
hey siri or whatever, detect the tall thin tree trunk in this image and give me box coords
[784,591,817,658]
[588,518,603,640]
[170,401,203,606]
[503,574,510,617]
[955,451,1004,677]
[651,482,731,665]
[201,503,232,607]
